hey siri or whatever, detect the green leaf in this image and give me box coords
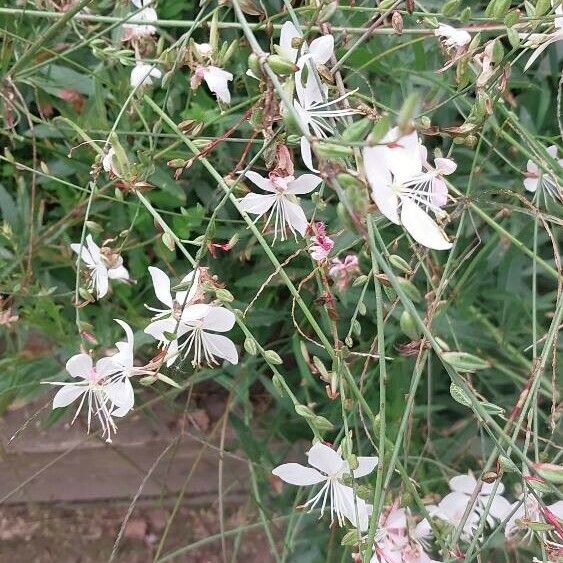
[442,352,490,371]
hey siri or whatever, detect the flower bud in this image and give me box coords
[318,0,338,23]
[342,118,372,143]
[264,349,283,365]
[244,337,258,356]
[389,254,412,274]
[532,463,563,485]
[400,310,420,340]
[312,415,334,431]
[295,403,316,419]
[247,53,262,78]
[215,288,234,303]
[391,11,403,34]
[316,141,354,158]
[267,54,299,76]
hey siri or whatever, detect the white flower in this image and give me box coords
[434,24,471,49]
[101,146,119,176]
[46,320,145,442]
[272,442,378,531]
[428,492,481,540]
[524,145,562,203]
[191,65,233,104]
[505,494,563,541]
[71,235,130,300]
[144,266,201,365]
[363,127,453,250]
[279,21,335,105]
[523,1,563,69]
[130,63,162,89]
[441,473,511,528]
[239,170,322,241]
[177,304,239,366]
[122,0,158,41]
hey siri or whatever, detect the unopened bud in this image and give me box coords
[391,11,403,34]
[264,349,283,365]
[167,158,188,168]
[532,463,563,485]
[248,53,262,78]
[316,141,353,158]
[215,288,234,303]
[267,54,299,75]
[318,0,338,23]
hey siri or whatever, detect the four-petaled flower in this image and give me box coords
[272,442,378,531]
[71,234,130,300]
[191,65,234,104]
[239,170,322,241]
[434,24,471,49]
[46,320,148,442]
[363,127,453,250]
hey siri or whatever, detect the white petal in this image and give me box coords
[53,385,86,409]
[300,137,317,172]
[165,338,180,367]
[435,157,457,175]
[203,66,233,104]
[85,235,101,263]
[334,483,370,531]
[105,378,134,415]
[272,462,325,486]
[384,128,423,180]
[400,198,452,250]
[96,357,121,378]
[114,318,134,349]
[353,456,378,478]
[279,21,299,62]
[281,199,308,236]
[431,177,448,208]
[307,442,344,474]
[144,318,177,341]
[201,306,236,332]
[363,146,400,224]
[548,500,563,519]
[70,242,95,267]
[449,474,477,494]
[175,268,200,304]
[523,177,539,192]
[148,266,174,308]
[201,332,239,364]
[66,353,93,378]
[181,303,211,324]
[309,35,334,65]
[244,171,277,192]
[94,267,109,299]
[108,265,130,280]
[239,193,276,216]
[546,145,559,158]
[486,494,512,520]
[287,174,322,194]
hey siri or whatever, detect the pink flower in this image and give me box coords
[329,255,359,290]
[309,223,334,262]
[191,65,233,104]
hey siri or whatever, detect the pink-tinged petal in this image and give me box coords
[279,21,299,62]
[526,159,538,175]
[239,193,276,216]
[287,173,323,194]
[244,171,276,192]
[148,266,174,308]
[523,177,539,193]
[181,303,210,324]
[308,34,334,65]
[363,146,400,224]
[201,332,238,364]
[435,157,457,175]
[307,442,344,475]
[281,199,308,237]
[201,306,236,332]
[93,267,109,299]
[272,463,325,486]
[175,269,200,305]
[353,456,378,478]
[96,357,121,378]
[53,385,86,409]
[105,378,134,415]
[400,198,452,250]
[66,353,93,379]
[449,474,477,494]
[203,66,233,104]
[431,177,449,207]
[108,265,130,281]
[144,318,177,341]
[300,137,317,172]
